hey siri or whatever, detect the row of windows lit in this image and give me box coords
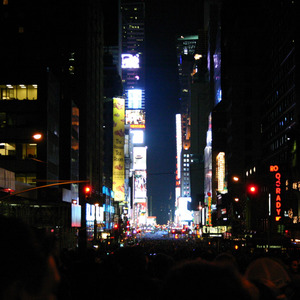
[264,90,295,125]
[0,143,37,159]
[0,84,38,100]
[270,133,290,152]
[264,111,294,140]
[246,166,256,177]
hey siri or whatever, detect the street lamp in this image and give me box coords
[32,133,42,140]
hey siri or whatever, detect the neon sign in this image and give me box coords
[270,165,281,221]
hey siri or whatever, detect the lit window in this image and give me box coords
[22,143,37,159]
[0,84,37,100]
[0,143,16,156]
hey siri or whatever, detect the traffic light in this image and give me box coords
[247,184,258,194]
[84,185,91,197]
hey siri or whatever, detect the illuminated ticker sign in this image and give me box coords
[270,165,282,221]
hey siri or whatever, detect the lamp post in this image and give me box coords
[32,133,43,140]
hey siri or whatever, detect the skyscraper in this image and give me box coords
[120,0,147,226]
[0,0,105,248]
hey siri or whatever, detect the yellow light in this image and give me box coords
[233,176,239,182]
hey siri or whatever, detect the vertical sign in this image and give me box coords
[207,192,212,226]
[270,165,282,221]
[113,98,125,201]
[216,152,226,193]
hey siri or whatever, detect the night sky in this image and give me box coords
[145,1,202,223]
[104,0,203,224]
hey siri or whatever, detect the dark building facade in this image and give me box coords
[0,0,105,248]
[209,0,299,234]
[260,0,298,232]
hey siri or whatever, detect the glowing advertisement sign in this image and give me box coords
[134,170,147,200]
[207,195,212,226]
[270,165,282,221]
[176,197,193,222]
[121,54,140,69]
[112,98,125,201]
[128,89,142,109]
[216,152,227,193]
[176,114,182,189]
[126,110,145,128]
[133,147,147,170]
[132,130,144,144]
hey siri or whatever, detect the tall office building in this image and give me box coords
[120,0,147,226]
[175,35,199,226]
[0,0,105,248]
[260,1,298,228]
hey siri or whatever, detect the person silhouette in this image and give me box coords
[0,215,60,300]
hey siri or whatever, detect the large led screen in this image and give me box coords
[133,147,147,170]
[121,54,140,69]
[132,130,144,144]
[134,170,147,199]
[126,110,145,128]
[112,98,125,201]
[128,89,142,109]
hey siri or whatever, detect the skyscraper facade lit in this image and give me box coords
[120,0,147,226]
[175,35,198,226]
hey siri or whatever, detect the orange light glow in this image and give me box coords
[33,133,42,140]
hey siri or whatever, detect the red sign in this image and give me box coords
[270,165,281,221]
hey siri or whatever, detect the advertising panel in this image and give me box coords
[121,54,140,68]
[176,114,182,192]
[132,130,144,144]
[216,152,227,193]
[126,109,145,128]
[134,170,147,199]
[133,147,147,170]
[112,98,125,201]
[128,89,142,109]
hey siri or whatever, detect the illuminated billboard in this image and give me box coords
[132,130,144,144]
[126,110,145,128]
[176,114,182,191]
[112,98,125,201]
[128,89,142,109]
[216,152,227,193]
[133,147,147,170]
[121,54,140,69]
[270,165,282,222]
[134,170,147,199]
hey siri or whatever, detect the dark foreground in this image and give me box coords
[1,215,300,300]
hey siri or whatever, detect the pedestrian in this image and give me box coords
[0,215,60,300]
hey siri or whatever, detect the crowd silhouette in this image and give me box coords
[1,215,300,300]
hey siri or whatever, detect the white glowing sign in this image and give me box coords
[132,130,144,144]
[176,114,182,180]
[128,89,142,109]
[121,54,140,69]
[133,147,147,170]
[216,152,226,193]
[134,171,147,199]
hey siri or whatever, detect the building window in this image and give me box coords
[0,143,16,156]
[16,173,36,185]
[22,143,37,159]
[0,84,38,100]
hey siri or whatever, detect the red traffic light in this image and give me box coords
[84,186,91,194]
[247,184,258,194]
